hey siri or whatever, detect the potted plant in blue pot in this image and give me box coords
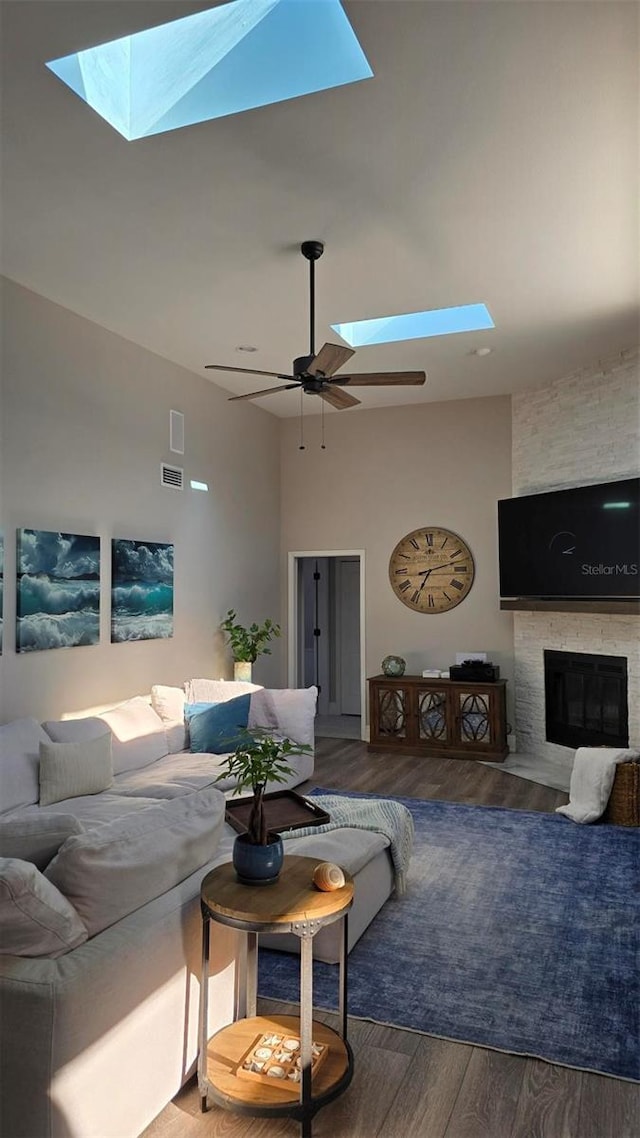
[217,728,312,885]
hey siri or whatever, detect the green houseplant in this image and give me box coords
[220,609,281,680]
[217,728,312,884]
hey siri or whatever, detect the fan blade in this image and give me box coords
[228,384,301,402]
[205,364,295,380]
[308,342,356,378]
[331,370,427,387]
[318,386,361,410]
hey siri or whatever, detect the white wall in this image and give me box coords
[510,350,640,768]
[0,279,282,722]
[280,395,514,727]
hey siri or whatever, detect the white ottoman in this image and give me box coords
[259,826,396,963]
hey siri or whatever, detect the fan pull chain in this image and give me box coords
[321,398,326,449]
[299,387,305,450]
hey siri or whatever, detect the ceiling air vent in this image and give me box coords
[160,462,184,490]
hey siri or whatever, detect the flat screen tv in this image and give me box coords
[498,478,640,599]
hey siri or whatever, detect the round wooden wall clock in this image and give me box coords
[389,527,475,613]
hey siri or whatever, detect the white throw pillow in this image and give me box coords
[0,813,84,870]
[150,685,188,751]
[39,734,113,807]
[98,698,169,774]
[184,678,263,704]
[150,684,185,723]
[42,717,107,745]
[248,687,318,748]
[44,698,169,775]
[0,717,52,813]
[45,786,226,937]
[163,721,188,754]
[0,857,88,956]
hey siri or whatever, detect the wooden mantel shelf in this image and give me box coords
[500,598,640,615]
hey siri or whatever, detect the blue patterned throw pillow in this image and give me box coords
[185,694,251,754]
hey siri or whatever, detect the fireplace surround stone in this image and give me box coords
[510,348,639,781]
[513,612,638,776]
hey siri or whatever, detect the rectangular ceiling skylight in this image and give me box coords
[332,303,495,348]
[46,0,373,141]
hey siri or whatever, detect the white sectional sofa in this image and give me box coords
[0,681,395,1138]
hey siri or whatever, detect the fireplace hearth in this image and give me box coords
[544,649,629,749]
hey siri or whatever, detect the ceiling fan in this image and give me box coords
[205,241,427,410]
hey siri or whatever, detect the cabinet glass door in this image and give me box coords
[454,690,492,745]
[417,688,448,742]
[377,687,408,739]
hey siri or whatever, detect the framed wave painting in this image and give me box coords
[16,528,100,653]
[111,538,174,643]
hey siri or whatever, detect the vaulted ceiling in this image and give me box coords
[2,1,638,416]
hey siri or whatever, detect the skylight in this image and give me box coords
[332,303,495,348]
[46,0,373,141]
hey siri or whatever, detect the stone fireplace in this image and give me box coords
[513,609,638,777]
[510,350,639,779]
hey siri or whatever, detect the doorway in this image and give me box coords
[287,550,366,740]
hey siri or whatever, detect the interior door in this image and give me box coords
[336,557,361,715]
[291,551,363,727]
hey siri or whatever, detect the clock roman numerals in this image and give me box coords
[390,528,475,613]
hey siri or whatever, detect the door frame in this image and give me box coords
[287,549,366,740]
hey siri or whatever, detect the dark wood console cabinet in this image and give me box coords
[368,675,509,762]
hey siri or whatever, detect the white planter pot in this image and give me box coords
[234,661,253,682]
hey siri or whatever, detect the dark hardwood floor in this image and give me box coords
[142,739,639,1138]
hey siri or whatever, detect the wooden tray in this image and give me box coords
[236,1030,328,1087]
[225,790,330,835]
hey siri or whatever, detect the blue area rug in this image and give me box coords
[258,789,640,1081]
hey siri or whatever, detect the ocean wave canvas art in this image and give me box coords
[16,528,100,653]
[111,538,174,643]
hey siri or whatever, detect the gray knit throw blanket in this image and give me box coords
[281,794,414,895]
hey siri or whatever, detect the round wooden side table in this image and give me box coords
[198,855,354,1138]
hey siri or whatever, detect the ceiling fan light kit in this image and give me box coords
[205,241,427,411]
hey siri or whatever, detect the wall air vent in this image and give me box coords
[161,463,184,490]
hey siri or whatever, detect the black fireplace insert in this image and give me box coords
[544,649,629,749]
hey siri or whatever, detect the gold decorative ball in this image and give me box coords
[312,862,346,891]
